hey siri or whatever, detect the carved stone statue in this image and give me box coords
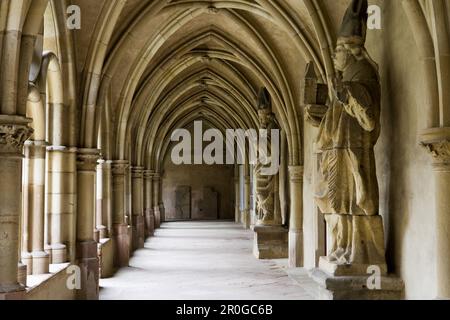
[305,0,386,273]
[254,88,280,226]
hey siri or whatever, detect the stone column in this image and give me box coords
[46,146,77,263]
[144,170,155,237]
[76,149,100,300]
[159,181,165,224]
[421,128,450,298]
[111,161,130,267]
[96,160,112,239]
[153,174,161,228]
[234,168,240,224]
[241,174,250,229]
[0,116,32,299]
[125,166,132,251]
[288,166,304,268]
[22,141,49,275]
[131,167,145,249]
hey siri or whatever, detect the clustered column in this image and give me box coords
[288,166,304,268]
[46,146,77,263]
[111,161,130,267]
[241,174,251,229]
[153,174,161,228]
[0,116,33,299]
[234,167,240,224]
[96,160,113,240]
[76,149,100,300]
[421,128,450,298]
[124,166,133,251]
[144,170,155,237]
[22,141,49,275]
[131,167,145,250]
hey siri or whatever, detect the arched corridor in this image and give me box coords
[99,221,313,300]
[0,0,449,301]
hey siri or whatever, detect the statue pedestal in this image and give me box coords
[310,267,404,300]
[253,225,288,259]
[0,284,26,300]
[308,215,404,300]
[319,257,387,277]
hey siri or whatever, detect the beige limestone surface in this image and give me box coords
[100,221,313,300]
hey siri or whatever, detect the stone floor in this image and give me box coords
[100,221,314,300]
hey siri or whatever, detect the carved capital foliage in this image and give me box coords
[111,160,129,176]
[77,149,101,171]
[420,128,450,169]
[0,123,33,154]
[421,140,450,167]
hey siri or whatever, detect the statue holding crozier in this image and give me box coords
[304,0,387,276]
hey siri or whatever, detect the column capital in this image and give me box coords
[288,166,304,182]
[97,159,113,169]
[420,128,450,170]
[77,148,101,171]
[46,145,78,153]
[0,115,33,155]
[131,166,144,178]
[143,169,155,178]
[111,160,129,176]
[153,173,161,181]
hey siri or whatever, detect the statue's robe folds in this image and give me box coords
[254,120,280,225]
[315,59,381,217]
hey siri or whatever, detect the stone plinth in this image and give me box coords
[76,240,99,300]
[0,286,25,300]
[319,257,388,277]
[253,225,288,259]
[310,268,404,300]
[133,215,145,249]
[112,223,129,268]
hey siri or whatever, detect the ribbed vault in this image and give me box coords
[73,0,340,172]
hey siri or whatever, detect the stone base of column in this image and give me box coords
[21,253,32,276]
[31,251,50,275]
[154,207,161,228]
[76,240,99,300]
[159,204,165,223]
[97,225,108,240]
[145,209,155,237]
[51,243,67,264]
[235,206,240,223]
[241,210,250,229]
[127,225,133,257]
[288,230,303,268]
[17,263,27,286]
[310,268,404,300]
[0,284,26,300]
[112,223,130,268]
[132,215,145,250]
[98,238,114,278]
[253,225,288,259]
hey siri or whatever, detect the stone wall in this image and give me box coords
[302,0,437,299]
[162,161,235,221]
